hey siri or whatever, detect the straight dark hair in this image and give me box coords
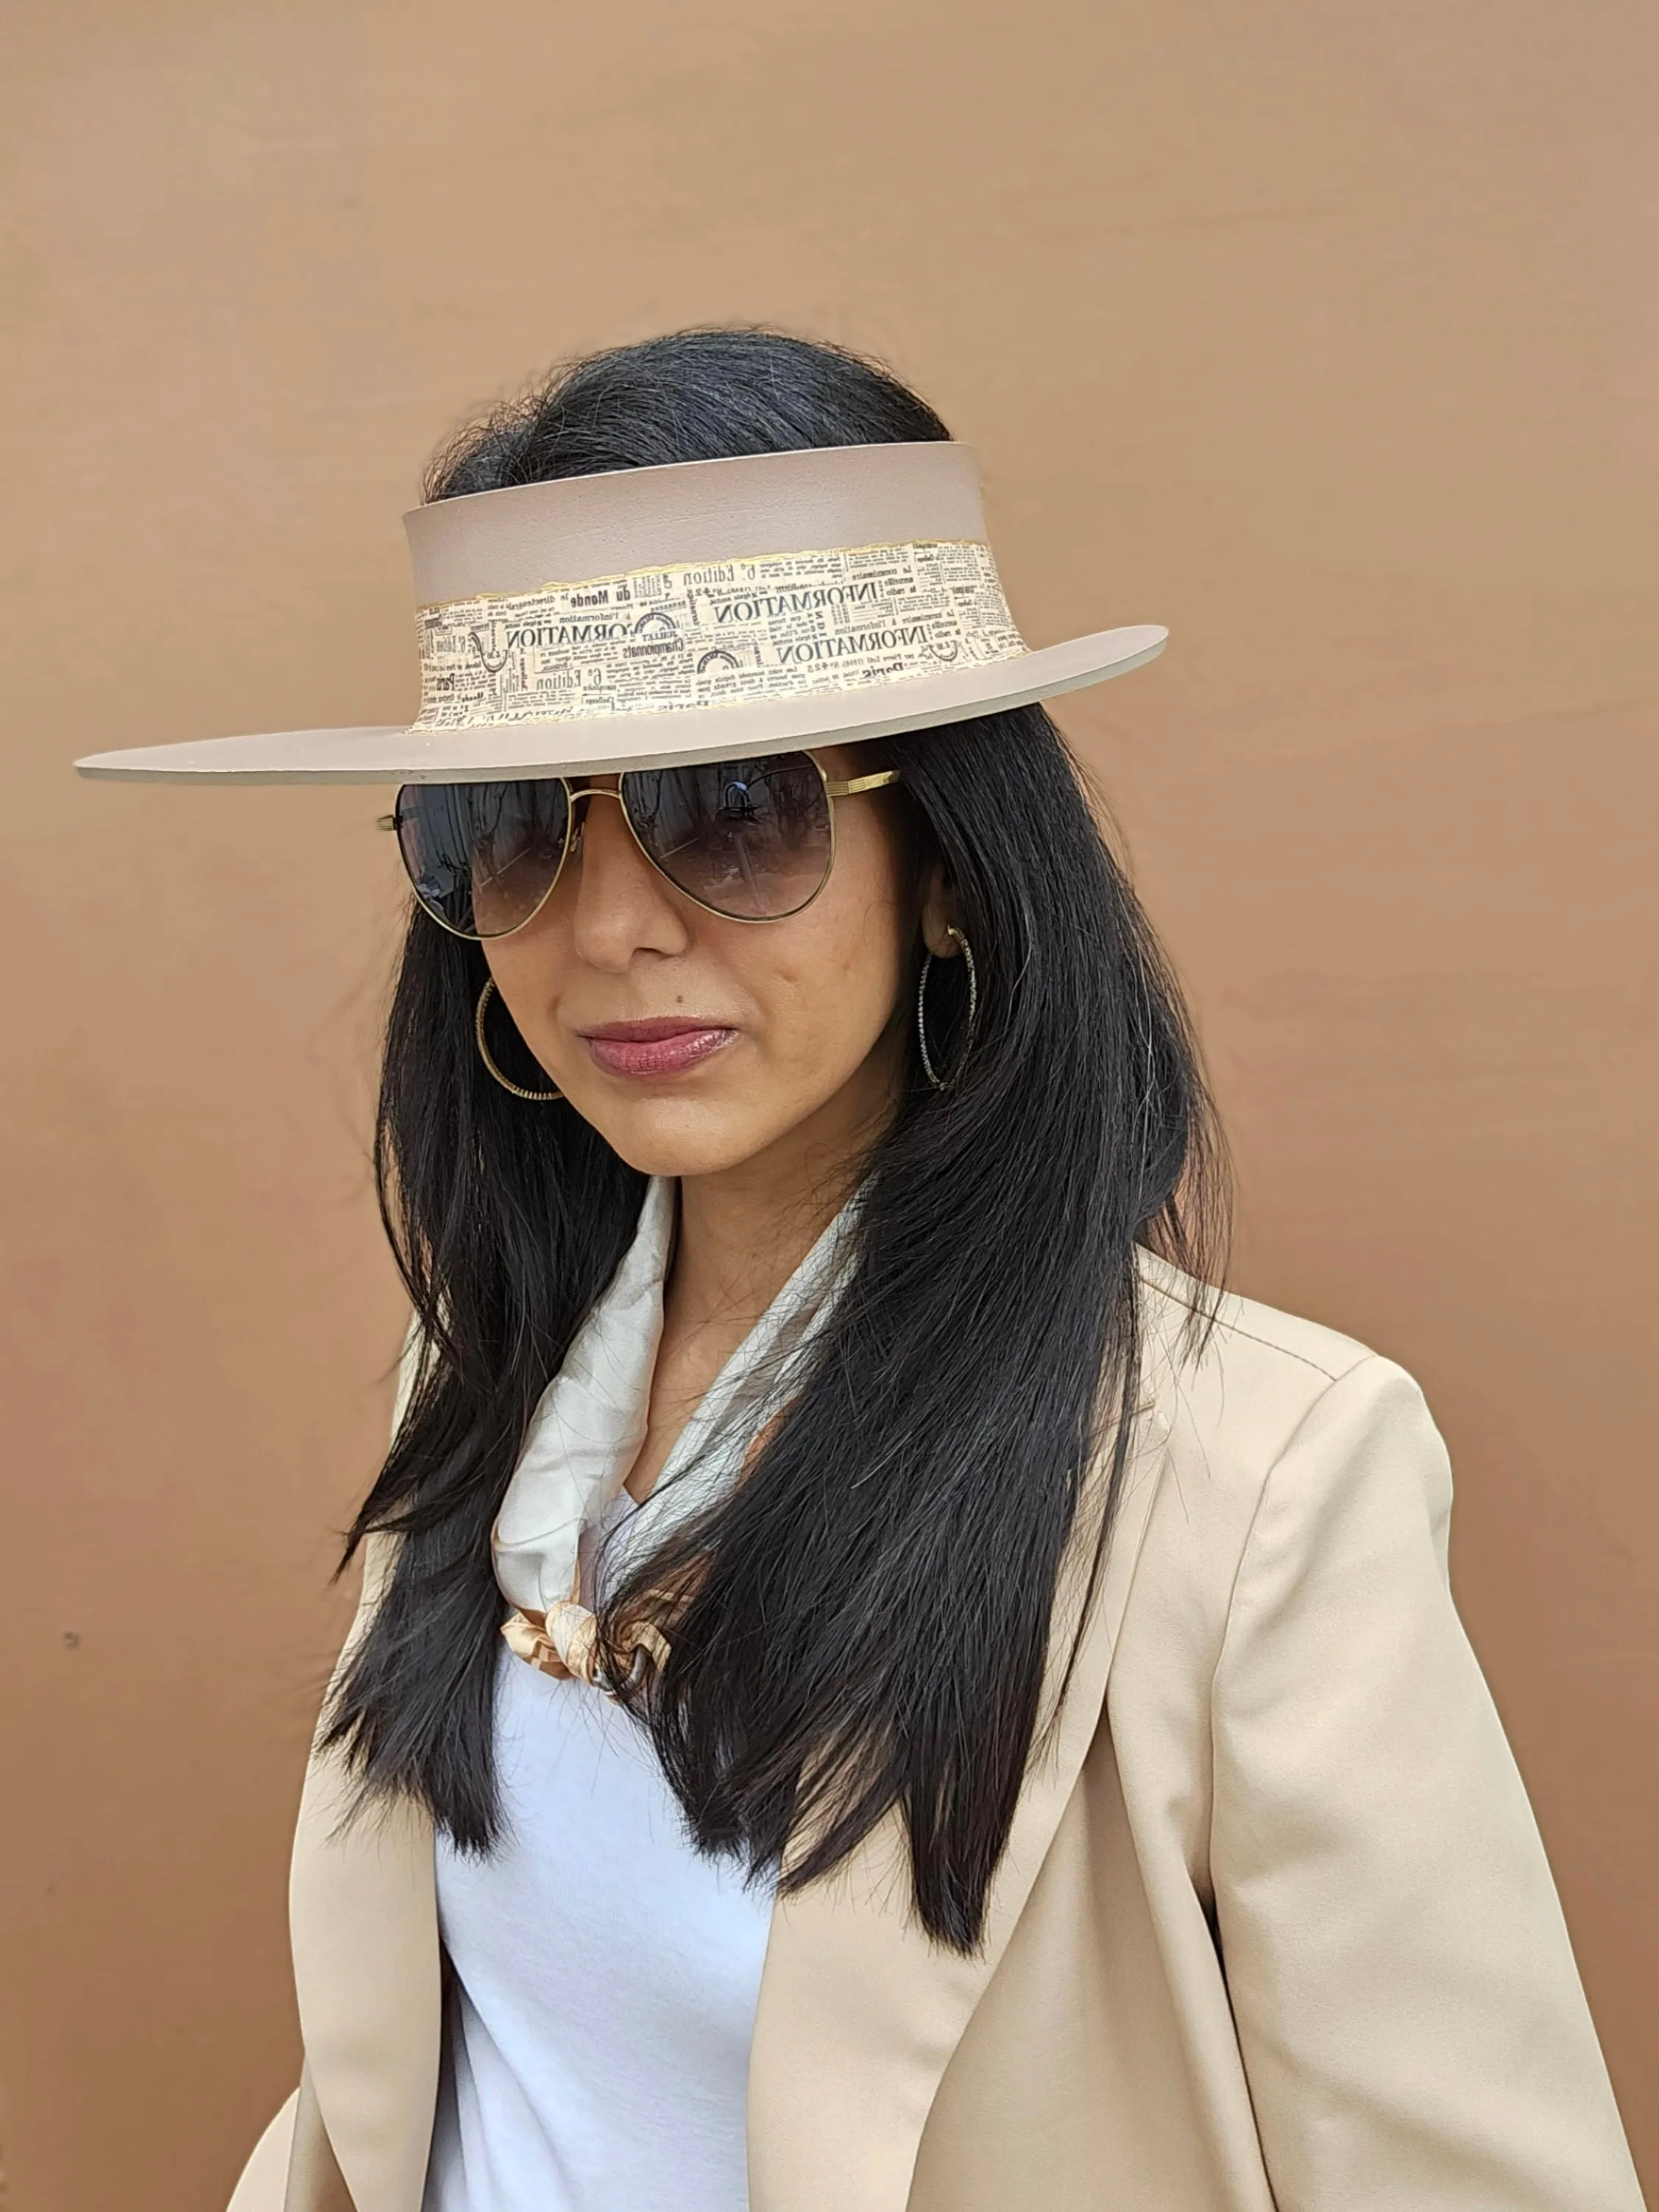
[325,329,1225,1952]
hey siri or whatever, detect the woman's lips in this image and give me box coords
[577,1018,737,1079]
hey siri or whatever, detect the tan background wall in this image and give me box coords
[2,2,1655,2204]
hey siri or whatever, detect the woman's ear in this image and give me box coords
[919,862,960,957]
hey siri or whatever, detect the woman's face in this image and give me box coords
[482,746,949,1183]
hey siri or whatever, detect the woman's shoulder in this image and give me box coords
[1136,1247,1378,1392]
[1123,1249,1456,1667]
[1131,1247,1442,1500]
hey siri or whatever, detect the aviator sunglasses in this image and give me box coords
[383,751,899,939]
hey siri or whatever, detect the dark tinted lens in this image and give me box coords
[622,754,832,920]
[395,780,570,938]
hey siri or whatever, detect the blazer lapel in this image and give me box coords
[289,1314,1183,2212]
[746,1397,1174,2212]
[287,1539,442,2212]
[282,2066,356,2212]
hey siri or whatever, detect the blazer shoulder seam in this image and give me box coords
[1139,1271,1370,1386]
[1210,1350,1394,1679]
[1206,1313,1361,1383]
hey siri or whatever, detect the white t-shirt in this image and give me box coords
[422,1180,857,2212]
[424,1496,775,2212]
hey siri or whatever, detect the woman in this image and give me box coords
[79,330,1641,2212]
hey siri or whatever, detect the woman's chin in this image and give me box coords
[570,1091,790,1182]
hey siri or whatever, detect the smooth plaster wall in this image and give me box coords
[1,2,1654,2204]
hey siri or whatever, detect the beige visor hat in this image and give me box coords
[74,441,1166,785]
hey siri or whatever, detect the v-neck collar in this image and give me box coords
[492,1174,860,1620]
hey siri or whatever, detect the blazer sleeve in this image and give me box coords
[1209,1353,1644,2212]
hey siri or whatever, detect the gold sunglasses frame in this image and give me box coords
[377,753,899,940]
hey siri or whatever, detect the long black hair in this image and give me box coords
[325,329,1225,1952]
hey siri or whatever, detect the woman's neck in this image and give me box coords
[623,1049,892,1504]
[668,1015,900,1331]
[670,1133,860,1337]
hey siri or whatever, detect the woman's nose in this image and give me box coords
[566,790,689,966]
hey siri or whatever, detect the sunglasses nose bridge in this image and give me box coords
[562,782,629,851]
[562,779,664,896]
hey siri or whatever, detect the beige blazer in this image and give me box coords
[229,1258,1644,2212]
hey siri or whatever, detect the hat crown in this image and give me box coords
[403,441,988,606]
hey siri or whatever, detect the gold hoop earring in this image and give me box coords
[475,977,562,1102]
[916,925,979,1092]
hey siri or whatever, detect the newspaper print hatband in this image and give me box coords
[416,539,1026,729]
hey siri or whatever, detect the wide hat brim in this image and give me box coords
[74,625,1166,785]
[75,444,1167,786]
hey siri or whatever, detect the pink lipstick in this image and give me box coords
[577,1017,737,1079]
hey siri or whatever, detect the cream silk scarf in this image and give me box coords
[492,1174,857,1691]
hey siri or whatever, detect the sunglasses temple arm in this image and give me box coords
[823,769,902,799]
